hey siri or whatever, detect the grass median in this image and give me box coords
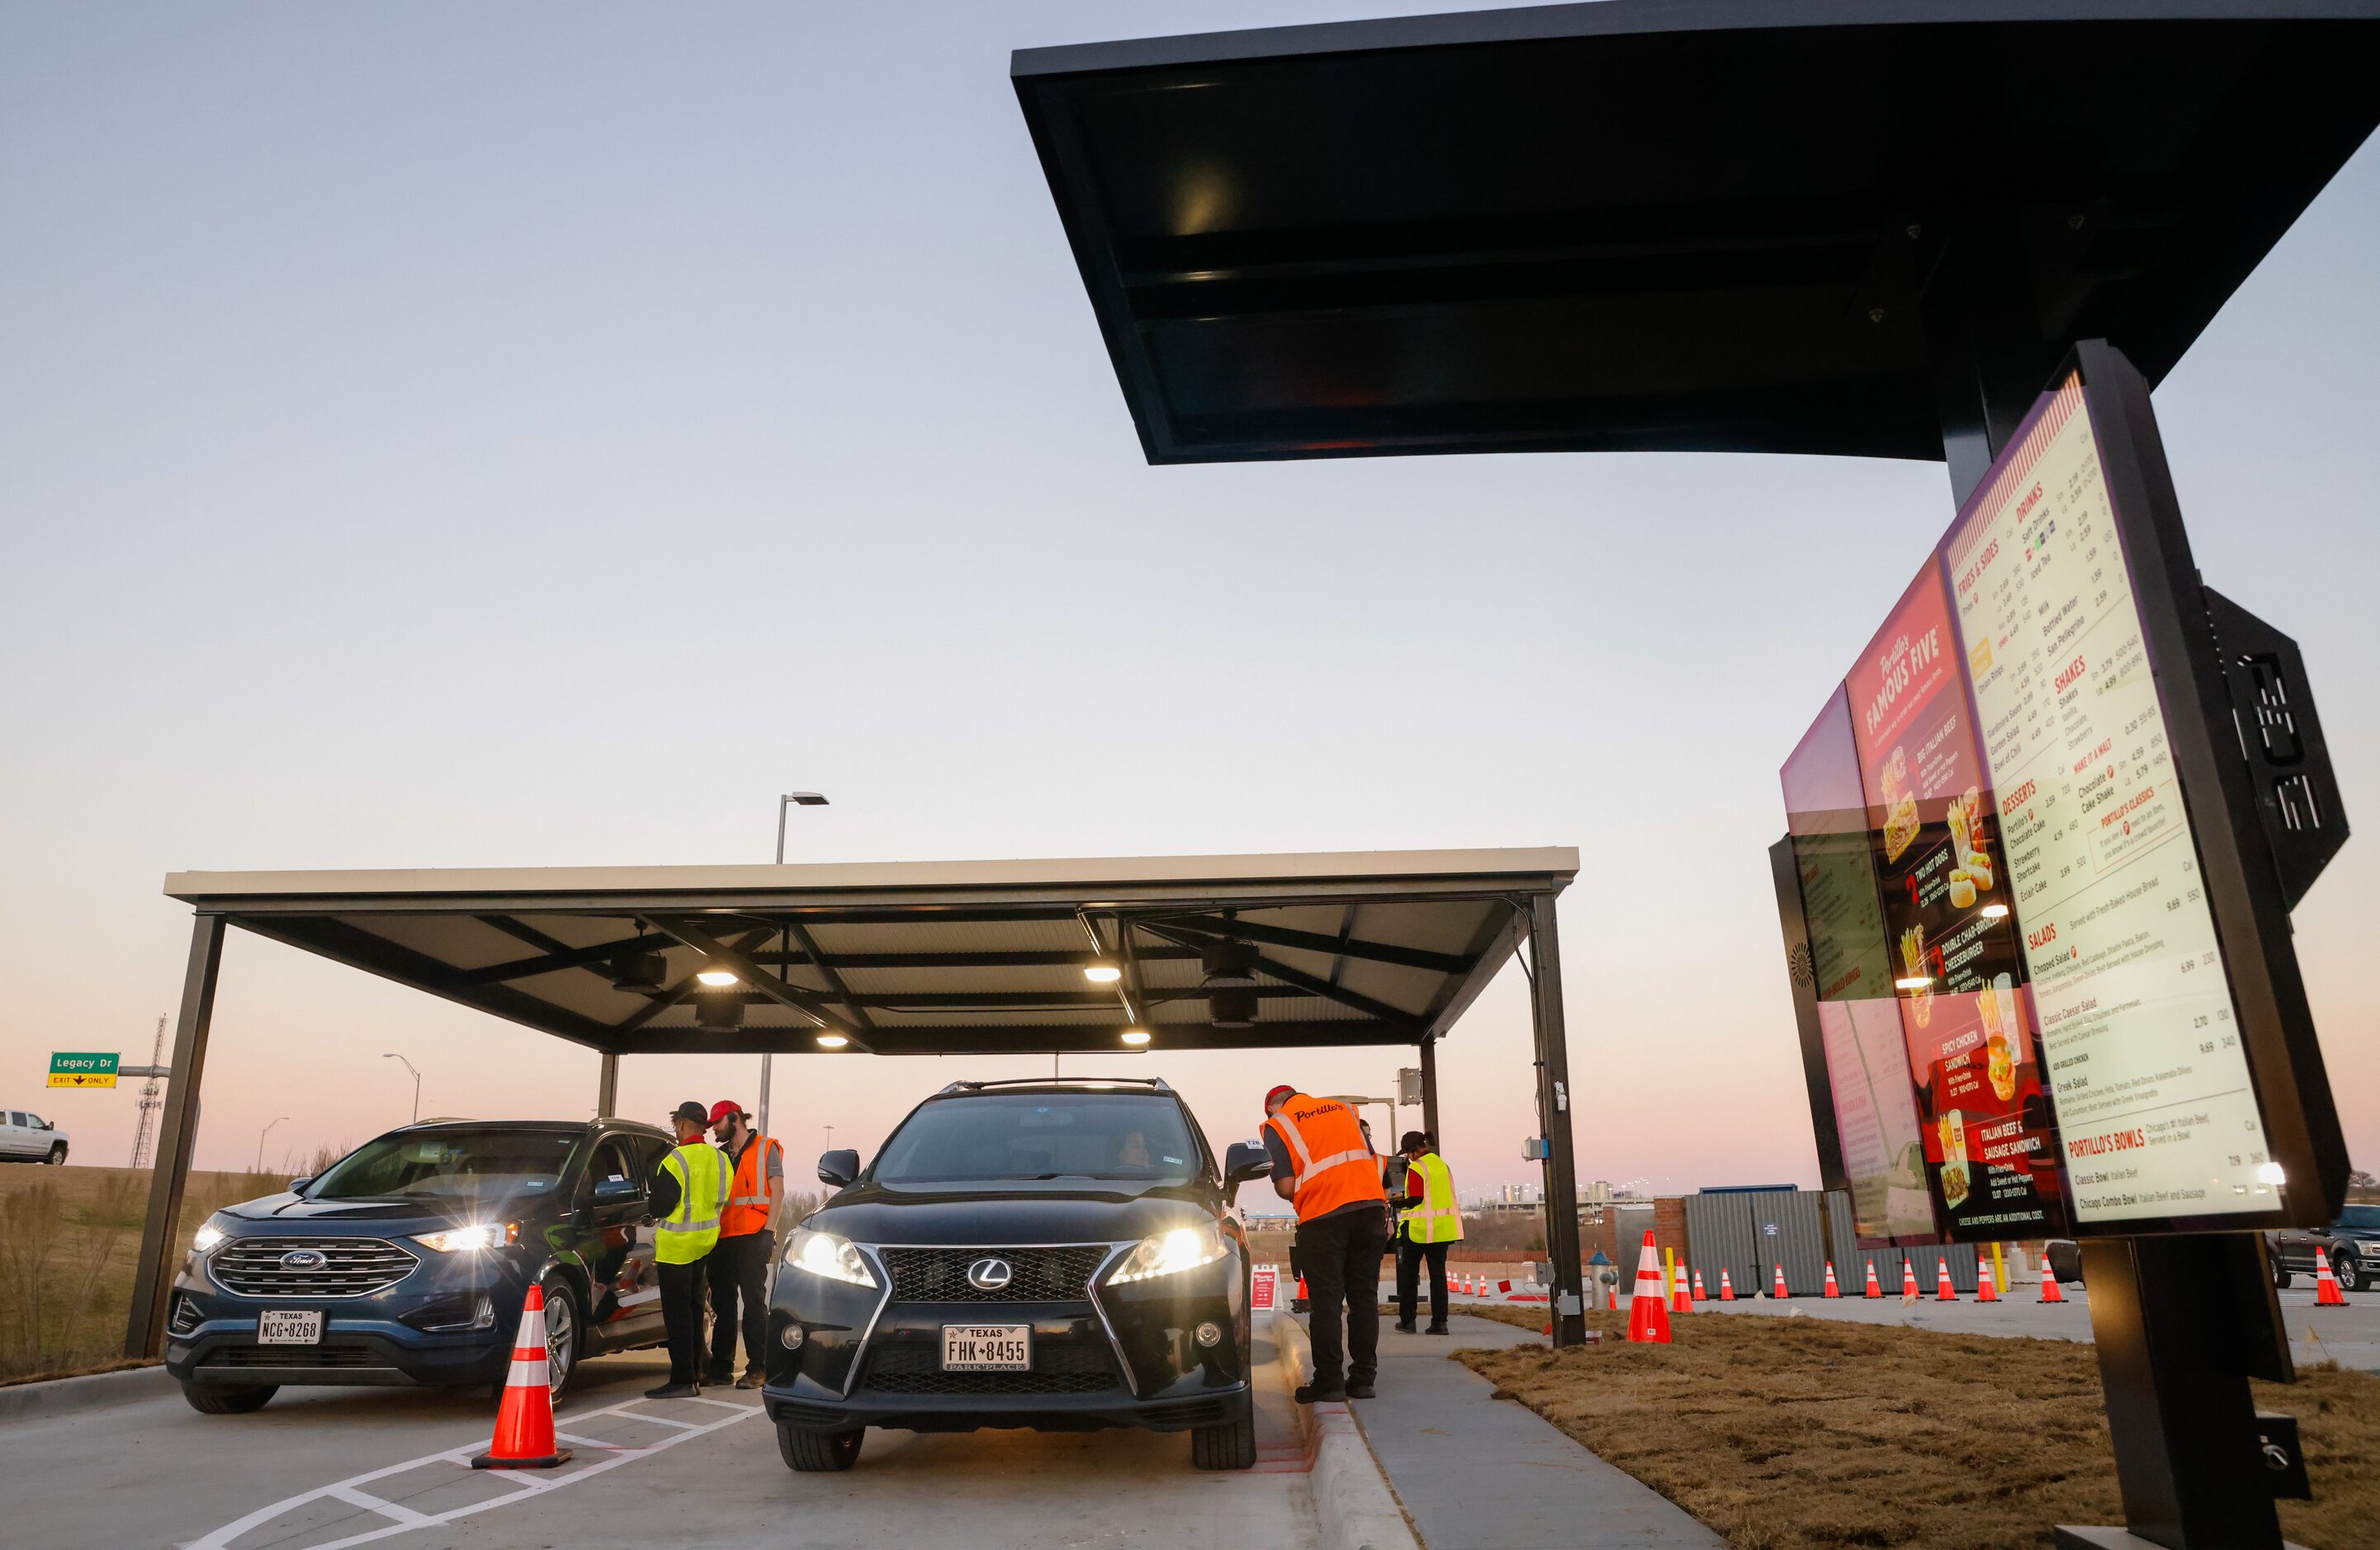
[1445,1304,2378,1550]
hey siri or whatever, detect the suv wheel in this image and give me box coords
[778,1420,864,1472]
[182,1381,276,1415]
[539,1275,581,1400]
[45,1142,65,1165]
[1190,1389,1257,1471]
[2273,1266,2293,1290]
[2335,1256,2364,1294]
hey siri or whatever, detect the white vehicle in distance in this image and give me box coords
[1,1108,69,1164]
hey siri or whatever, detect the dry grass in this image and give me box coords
[1454,1307,2380,1550]
[0,1165,282,1381]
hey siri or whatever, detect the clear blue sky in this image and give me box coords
[3,2,2373,1197]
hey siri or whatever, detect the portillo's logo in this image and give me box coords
[1865,627,1942,736]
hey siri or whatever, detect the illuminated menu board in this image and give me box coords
[1782,352,2307,1243]
[1943,377,2274,1226]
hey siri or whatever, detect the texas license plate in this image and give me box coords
[258,1309,322,1345]
[941,1324,1029,1371]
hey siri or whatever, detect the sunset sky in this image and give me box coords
[4,2,2374,1202]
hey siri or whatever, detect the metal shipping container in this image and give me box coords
[1823,1189,1904,1294]
[1685,1188,1826,1297]
[1903,1241,1981,1294]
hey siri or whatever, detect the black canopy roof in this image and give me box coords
[1014,1,2380,465]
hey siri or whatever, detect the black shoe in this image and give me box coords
[1294,1382,1347,1405]
[703,1373,731,1388]
[644,1382,701,1399]
[1393,1320,1417,1334]
[735,1370,765,1390]
[1345,1381,1377,1399]
[1424,1323,1450,1335]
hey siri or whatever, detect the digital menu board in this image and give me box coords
[1780,342,2345,1243]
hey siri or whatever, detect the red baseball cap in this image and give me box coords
[707,1100,742,1127]
[1263,1085,1296,1110]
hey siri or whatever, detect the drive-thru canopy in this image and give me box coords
[129,848,1582,1354]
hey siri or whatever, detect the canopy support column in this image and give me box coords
[125,914,224,1359]
[597,1051,618,1118]
[1526,893,1585,1348]
[1417,1034,1441,1147]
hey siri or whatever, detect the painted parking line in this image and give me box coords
[187,1397,764,1550]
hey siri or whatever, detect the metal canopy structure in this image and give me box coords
[1015,0,2380,480]
[129,848,1585,1354]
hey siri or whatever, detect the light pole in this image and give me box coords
[766,792,830,1149]
[255,1116,289,1172]
[382,1053,421,1123]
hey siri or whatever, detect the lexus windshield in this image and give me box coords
[308,1130,580,1200]
[873,1095,1200,1184]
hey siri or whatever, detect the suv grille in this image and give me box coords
[210,1236,420,1298]
[860,1341,1119,1396]
[879,1245,1114,1302]
[210,1344,388,1370]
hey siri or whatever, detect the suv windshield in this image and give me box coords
[309,1130,580,1201]
[873,1094,1200,1184]
[2336,1205,2380,1231]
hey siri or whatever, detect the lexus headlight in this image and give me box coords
[192,1216,229,1254]
[784,1227,877,1288]
[414,1222,519,1253]
[1108,1220,1229,1284]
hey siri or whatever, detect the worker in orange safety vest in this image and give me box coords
[705,1100,783,1389]
[1261,1085,1389,1403]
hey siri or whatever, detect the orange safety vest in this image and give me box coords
[1263,1095,1386,1225]
[720,1135,782,1237]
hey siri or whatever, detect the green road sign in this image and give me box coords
[49,1051,120,1089]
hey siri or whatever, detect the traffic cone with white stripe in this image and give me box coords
[1976,1260,1999,1302]
[472,1285,572,1470]
[1936,1260,1957,1302]
[1772,1264,1790,1299]
[1823,1262,1841,1298]
[2315,1249,2349,1307]
[1900,1260,1921,1302]
[1626,1231,1673,1344]
[1863,1260,1883,1299]
[1672,1262,1692,1314]
[1692,1267,1707,1302]
[1719,1268,1735,1302]
[2039,1264,2065,1303]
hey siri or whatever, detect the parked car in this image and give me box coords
[764,1077,1273,1472]
[165,1118,676,1414]
[0,1108,68,1164]
[2269,1204,2380,1292]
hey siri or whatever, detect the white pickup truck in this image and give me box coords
[0,1108,69,1163]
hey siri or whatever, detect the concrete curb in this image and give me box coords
[0,1364,172,1424]
[1270,1310,1421,1550]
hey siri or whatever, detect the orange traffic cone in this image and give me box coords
[1692,1268,1707,1302]
[2315,1249,2349,1307]
[1294,1274,1309,1310]
[1626,1231,1673,1344]
[1823,1262,1841,1298]
[1771,1264,1790,1299]
[1719,1268,1736,1302]
[1671,1263,1692,1315]
[472,1285,572,1471]
[1976,1261,1999,1302]
[2039,1264,2065,1303]
[1863,1260,1883,1299]
[1900,1260,1921,1302]
[1936,1260,1957,1302]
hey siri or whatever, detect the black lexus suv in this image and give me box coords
[165,1118,678,1412]
[764,1078,1273,1472]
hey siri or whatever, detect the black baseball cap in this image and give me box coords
[670,1100,709,1124]
[1399,1131,1430,1153]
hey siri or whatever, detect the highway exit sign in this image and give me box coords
[49,1051,119,1089]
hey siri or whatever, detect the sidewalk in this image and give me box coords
[1323,1314,1725,1549]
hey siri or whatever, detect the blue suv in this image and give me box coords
[165,1118,677,1413]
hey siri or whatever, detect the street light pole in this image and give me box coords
[767,792,829,1152]
[382,1053,421,1123]
[255,1116,289,1173]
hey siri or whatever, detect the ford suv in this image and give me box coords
[763,1078,1273,1472]
[165,1118,677,1412]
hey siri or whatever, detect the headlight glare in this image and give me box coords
[1108,1220,1229,1284]
[784,1227,877,1288]
[192,1217,227,1254]
[414,1221,518,1253]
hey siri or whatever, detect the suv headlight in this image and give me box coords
[414,1222,519,1253]
[1108,1220,1229,1284]
[784,1228,877,1288]
[192,1215,229,1254]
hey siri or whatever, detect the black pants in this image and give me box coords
[657,1254,710,1387]
[706,1229,774,1380]
[1396,1237,1451,1327]
[1297,1206,1387,1392]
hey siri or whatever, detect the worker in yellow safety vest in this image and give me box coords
[1261,1085,1389,1402]
[646,1100,731,1397]
[1392,1131,1462,1335]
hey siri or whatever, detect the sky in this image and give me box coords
[2,2,2374,1203]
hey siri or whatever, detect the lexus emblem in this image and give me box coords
[966,1257,1013,1292]
[280,1250,329,1270]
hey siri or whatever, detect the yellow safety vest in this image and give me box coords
[656,1141,729,1264]
[1398,1152,1463,1245]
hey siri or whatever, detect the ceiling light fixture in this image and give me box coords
[695,969,739,987]
[816,1033,849,1049]
[1083,962,1123,984]
[1120,1028,1152,1046]
[696,995,745,1031]
[609,950,667,994]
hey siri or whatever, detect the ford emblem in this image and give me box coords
[280,1250,329,1270]
[966,1257,1013,1292]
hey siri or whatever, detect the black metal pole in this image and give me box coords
[125,914,225,1359]
[1418,1033,1441,1148]
[596,1051,618,1118]
[1526,893,1586,1346]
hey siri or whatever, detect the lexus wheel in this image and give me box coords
[778,1420,864,1472]
[540,1276,581,1400]
[2336,1257,2364,1294]
[1190,1388,1257,1471]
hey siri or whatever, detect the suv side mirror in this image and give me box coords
[288,1176,314,1196]
[1223,1141,1273,1189]
[817,1148,861,1188]
[593,1174,641,1203]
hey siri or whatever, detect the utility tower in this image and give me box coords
[129,1014,166,1169]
